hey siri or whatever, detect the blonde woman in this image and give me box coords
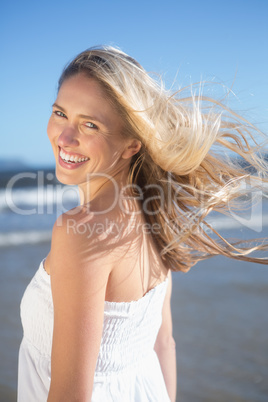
[18,46,268,402]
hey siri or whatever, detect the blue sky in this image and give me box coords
[1,0,267,167]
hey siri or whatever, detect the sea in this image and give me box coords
[0,166,268,402]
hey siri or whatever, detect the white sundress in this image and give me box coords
[18,260,171,401]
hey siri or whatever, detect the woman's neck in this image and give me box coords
[78,169,130,206]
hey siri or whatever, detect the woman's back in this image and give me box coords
[104,217,169,303]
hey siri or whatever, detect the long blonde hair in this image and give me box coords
[58,45,268,272]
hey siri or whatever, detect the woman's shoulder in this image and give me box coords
[52,202,135,244]
[47,203,168,302]
[49,203,137,272]
[52,205,95,239]
[47,206,117,282]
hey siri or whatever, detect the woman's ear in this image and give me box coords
[121,139,141,159]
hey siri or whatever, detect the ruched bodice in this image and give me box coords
[18,260,170,401]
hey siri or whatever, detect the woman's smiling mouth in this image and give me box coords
[58,147,90,169]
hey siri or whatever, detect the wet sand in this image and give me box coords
[173,256,268,402]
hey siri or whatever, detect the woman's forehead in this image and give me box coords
[56,73,124,129]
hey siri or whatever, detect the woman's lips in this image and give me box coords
[58,147,90,170]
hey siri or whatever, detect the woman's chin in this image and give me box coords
[55,167,79,186]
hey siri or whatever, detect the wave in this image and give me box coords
[0,230,52,247]
[207,213,268,232]
[0,186,80,213]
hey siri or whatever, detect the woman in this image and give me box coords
[18,46,268,402]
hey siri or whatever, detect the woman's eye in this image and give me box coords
[85,122,98,129]
[54,110,66,118]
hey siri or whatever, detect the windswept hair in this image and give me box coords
[58,45,268,272]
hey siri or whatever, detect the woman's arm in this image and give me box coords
[154,270,177,402]
[47,212,113,401]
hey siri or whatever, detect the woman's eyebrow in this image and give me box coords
[52,102,65,111]
[52,102,105,124]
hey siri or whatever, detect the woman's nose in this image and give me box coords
[57,127,80,148]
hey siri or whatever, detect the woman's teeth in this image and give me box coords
[60,149,89,163]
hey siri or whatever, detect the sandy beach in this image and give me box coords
[173,255,268,401]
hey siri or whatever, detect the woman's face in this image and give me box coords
[47,73,129,186]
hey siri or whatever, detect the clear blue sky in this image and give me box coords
[1,0,267,167]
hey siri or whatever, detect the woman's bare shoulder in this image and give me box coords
[47,207,114,277]
[48,202,136,276]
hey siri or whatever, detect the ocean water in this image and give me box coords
[0,171,268,401]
